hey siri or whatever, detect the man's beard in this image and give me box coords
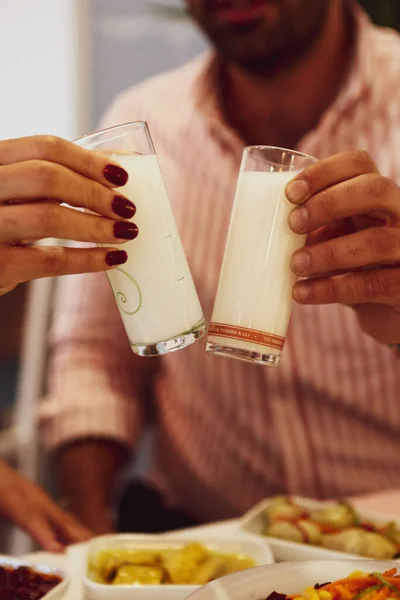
[193,0,331,77]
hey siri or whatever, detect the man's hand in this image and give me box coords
[286,149,400,345]
[0,460,92,552]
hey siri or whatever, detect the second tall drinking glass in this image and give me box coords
[207,146,318,366]
[76,121,205,356]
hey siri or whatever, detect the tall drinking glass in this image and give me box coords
[206,146,318,366]
[76,121,205,356]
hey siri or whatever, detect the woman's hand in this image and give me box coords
[0,135,138,295]
[0,460,92,552]
[286,149,400,345]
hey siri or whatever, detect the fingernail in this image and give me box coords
[289,207,309,232]
[293,282,312,302]
[114,221,139,240]
[112,196,136,219]
[291,250,311,275]
[286,178,309,203]
[104,164,129,186]
[106,250,128,266]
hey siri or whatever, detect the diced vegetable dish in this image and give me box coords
[265,568,400,600]
[262,497,400,559]
[88,542,256,585]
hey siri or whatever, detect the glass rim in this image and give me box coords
[74,120,148,147]
[244,144,318,164]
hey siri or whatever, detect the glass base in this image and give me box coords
[132,320,206,357]
[205,341,280,367]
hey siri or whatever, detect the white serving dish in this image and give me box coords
[0,555,67,600]
[240,496,400,562]
[187,559,399,600]
[83,533,274,600]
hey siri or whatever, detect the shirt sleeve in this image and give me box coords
[39,97,156,451]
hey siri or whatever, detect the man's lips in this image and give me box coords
[213,0,269,25]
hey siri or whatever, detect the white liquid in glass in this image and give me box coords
[106,153,204,347]
[209,170,303,356]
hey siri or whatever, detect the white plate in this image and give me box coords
[187,559,400,600]
[240,496,400,562]
[0,555,67,600]
[83,533,274,600]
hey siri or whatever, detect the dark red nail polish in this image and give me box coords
[106,250,128,267]
[114,222,139,240]
[104,164,129,186]
[112,196,136,219]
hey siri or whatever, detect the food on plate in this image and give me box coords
[266,520,322,545]
[0,565,62,600]
[262,497,400,558]
[265,568,400,600]
[88,542,255,585]
[383,523,400,545]
[322,529,398,560]
[310,503,357,529]
[266,497,307,522]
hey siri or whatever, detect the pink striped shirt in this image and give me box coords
[41,7,400,520]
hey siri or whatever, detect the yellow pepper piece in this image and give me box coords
[304,587,320,600]
[319,591,333,600]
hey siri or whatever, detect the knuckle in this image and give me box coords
[348,148,375,172]
[80,147,97,175]
[32,134,64,159]
[365,227,397,258]
[36,203,59,233]
[324,277,342,302]
[43,247,68,275]
[323,240,340,267]
[92,218,113,243]
[1,208,20,230]
[84,249,100,272]
[30,160,57,194]
[362,271,394,299]
[366,173,393,199]
[83,181,104,213]
[318,188,338,217]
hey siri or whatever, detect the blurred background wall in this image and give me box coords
[0,0,398,473]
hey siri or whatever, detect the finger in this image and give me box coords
[306,219,356,246]
[0,203,139,245]
[0,488,64,552]
[285,149,378,205]
[0,161,136,219]
[22,514,65,553]
[0,246,128,290]
[293,267,400,306]
[50,510,93,544]
[292,227,400,278]
[288,173,400,234]
[0,135,129,188]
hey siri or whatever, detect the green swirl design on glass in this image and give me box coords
[114,267,142,315]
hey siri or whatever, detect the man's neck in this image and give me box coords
[221,0,353,149]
